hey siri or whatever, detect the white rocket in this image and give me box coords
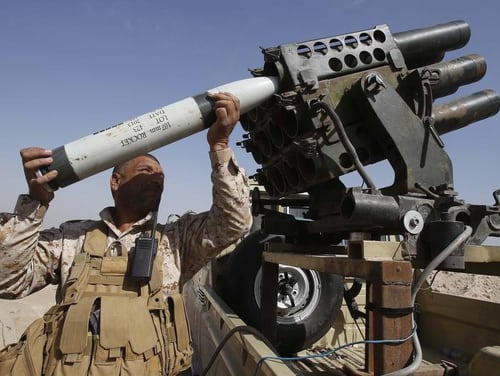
[40,76,279,191]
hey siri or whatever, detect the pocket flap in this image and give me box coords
[100,297,157,354]
[60,297,96,354]
[101,256,128,275]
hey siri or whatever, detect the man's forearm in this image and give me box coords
[209,148,252,240]
[0,195,57,298]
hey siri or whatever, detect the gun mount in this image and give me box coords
[179,20,500,376]
[238,20,500,266]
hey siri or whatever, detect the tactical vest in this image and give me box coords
[0,222,193,375]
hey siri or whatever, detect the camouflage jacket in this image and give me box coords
[0,148,252,302]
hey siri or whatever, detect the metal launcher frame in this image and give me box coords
[238,21,500,374]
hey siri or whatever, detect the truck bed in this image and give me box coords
[184,269,500,376]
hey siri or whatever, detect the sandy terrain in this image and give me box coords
[0,285,56,347]
[429,271,500,303]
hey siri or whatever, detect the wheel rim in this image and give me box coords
[254,265,322,324]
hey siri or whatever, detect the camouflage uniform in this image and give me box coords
[0,148,251,302]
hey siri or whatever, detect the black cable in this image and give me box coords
[199,325,280,376]
[414,182,439,199]
[311,101,376,190]
[252,325,417,376]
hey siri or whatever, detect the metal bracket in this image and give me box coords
[359,72,454,195]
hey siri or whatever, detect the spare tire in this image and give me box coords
[219,231,344,355]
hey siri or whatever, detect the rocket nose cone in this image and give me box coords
[209,76,280,114]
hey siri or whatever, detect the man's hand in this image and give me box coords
[206,92,241,151]
[20,147,57,205]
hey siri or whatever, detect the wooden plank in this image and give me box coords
[417,289,500,330]
[367,279,413,374]
[262,252,412,283]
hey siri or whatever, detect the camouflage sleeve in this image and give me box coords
[176,148,252,280]
[0,195,62,298]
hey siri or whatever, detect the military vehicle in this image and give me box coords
[183,20,500,376]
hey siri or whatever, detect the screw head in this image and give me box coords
[403,210,424,234]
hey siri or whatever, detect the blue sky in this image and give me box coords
[1,0,499,232]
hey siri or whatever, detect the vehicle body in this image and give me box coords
[183,204,500,376]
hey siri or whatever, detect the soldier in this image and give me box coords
[0,92,252,375]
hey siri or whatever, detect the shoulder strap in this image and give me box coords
[83,221,108,257]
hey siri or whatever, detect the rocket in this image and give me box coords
[38,76,280,191]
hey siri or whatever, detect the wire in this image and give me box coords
[382,225,472,376]
[311,101,377,190]
[412,225,472,302]
[419,270,441,291]
[414,182,440,199]
[199,320,414,376]
[150,210,158,236]
[252,326,417,376]
[199,325,280,376]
